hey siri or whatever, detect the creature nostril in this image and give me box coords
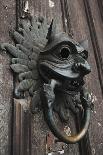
[72,63,80,73]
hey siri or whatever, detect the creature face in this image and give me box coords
[0,16,91,98]
[39,33,91,90]
[0,15,92,144]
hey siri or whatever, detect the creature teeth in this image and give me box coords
[72,80,80,87]
[73,81,77,84]
[72,81,76,86]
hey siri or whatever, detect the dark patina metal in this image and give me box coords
[0,11,92,144]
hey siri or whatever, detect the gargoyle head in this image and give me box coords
[39,20,91,91]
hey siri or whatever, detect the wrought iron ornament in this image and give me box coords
[0,12,93,144]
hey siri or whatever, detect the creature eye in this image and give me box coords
[60,47,70,59]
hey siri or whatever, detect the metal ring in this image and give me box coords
[46,103,91,144]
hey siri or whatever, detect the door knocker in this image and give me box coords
[0,11,93,144]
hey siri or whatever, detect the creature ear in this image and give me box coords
[79,40,88,51]
[46,19,56,42]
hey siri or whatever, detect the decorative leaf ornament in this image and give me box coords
[0,15,50,112]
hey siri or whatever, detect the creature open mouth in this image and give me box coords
[39,61,84,90]
[39,60,79,78]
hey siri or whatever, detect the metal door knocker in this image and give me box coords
[0,10,93,144]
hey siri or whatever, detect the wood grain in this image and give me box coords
[64,0,103,154]
[0,0,15,154]
[1,0,103,154]
[28,0,79,154]
[13,99,31,155]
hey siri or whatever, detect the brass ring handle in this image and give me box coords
[43,79,91,144]
[46,104,91,144]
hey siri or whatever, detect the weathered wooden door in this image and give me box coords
[0,0,103,155]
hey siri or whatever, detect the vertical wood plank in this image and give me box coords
[60,1,92,154]
[29,0,80,154]
[12,0,32,154]
[83,0,103,154]
[84,0,103,95]
[64,0,103,154]
[13,99,31,155]
[97,0,103,22]
[0,0,15,154]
